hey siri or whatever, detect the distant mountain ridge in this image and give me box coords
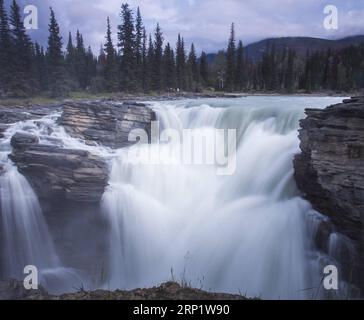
[207,35,364,63]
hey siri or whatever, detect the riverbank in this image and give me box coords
[0,280,249,300]
[0,90,361,107]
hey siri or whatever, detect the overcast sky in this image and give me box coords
[5,0,364,53]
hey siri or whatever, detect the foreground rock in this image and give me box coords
[0,281,248,300]
[294,96,364,288]
[60,100,156,148]
[9,132,108,204]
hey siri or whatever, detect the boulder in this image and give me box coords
[9,132,108,204]
[59,100,156,148]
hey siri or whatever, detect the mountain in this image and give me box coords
[207,35,364,63]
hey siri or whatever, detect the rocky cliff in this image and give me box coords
[9,132,108,204]
[7,100,156,204]
[294,96,364,287]
[60,100,156,148]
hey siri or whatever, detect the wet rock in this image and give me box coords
[9,133,108,204]
[294,96,364,241]
[59,100,156,149]
[0,105,60,125]
[294,96,364,288]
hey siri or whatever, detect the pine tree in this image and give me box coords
[141,27,148,91]
[162,42,176,91]
[135,7,143,90]
[86,46,97,88]
[104,17,119,92]
[225,23,236,92]
[9,0,34,96]
[118,3,135,91]
[145,34,154,92]
[187,43,199,91]
[33,42,47,92]
[65,32,78,89]
[0,0,12,96]
[46,7,67,97]
[235,40,244,90]
[151,23,164,91]
[176,34,186,91]
[75,30,88,89]
[199,51,209,85]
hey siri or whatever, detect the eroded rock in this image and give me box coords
[9,132,108,204]
[59,100,156,148]
[294,96,364,288]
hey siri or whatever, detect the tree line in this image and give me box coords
[0,0,363,98]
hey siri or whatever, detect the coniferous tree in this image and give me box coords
[235,40,244,90]
[104,17,119,92]
[141,27,148,92]
[118,3,135,91]
[33,43,47,92]
[9,0,34,96]
[0,0,12,96]
[225,23,236,92]
[75,30,88,89]
[135,7,144,90]
[176,34,186,91]
[65,32,78,89]
[199,51,209,85]
[46,7,67,97]
[145,34,154,92]
[86,46,97,88]
[162,42,176,91]
[187,43,199,91]
[151,23,163,91]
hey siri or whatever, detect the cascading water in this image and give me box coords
[101,96,347,299]
[0,116,89,294]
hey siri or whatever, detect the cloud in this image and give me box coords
[5,0,364,53]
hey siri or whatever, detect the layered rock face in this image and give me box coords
[60,100,156,148]
[4,100,155,272]
[9,132,108,204]
[294,96,364,287]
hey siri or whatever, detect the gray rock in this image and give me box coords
[0,105,61,125]
[294,96,364,288]
[59,100,156,149]
[9,133,108,204]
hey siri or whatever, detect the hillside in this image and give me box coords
[207,35,364,63]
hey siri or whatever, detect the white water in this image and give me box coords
[0,116,92,294]
[101,96,346,299]
[0,96,350,298]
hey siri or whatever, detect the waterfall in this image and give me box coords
[0,96,351,298]
[0,118,85,294]
[101,97,346,299]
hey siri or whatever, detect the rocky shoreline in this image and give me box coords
[0,280,248,300]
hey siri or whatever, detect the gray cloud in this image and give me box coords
[6,0,364,53]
